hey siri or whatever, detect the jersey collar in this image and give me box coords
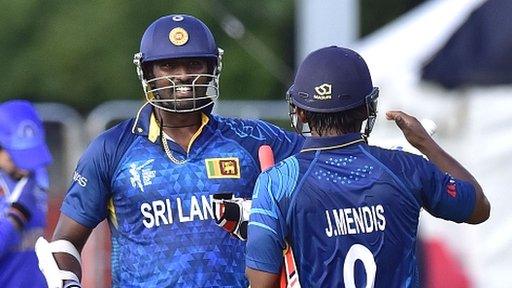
[131,103,211,146]
[301,133,366,153]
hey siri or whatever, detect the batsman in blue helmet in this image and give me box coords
[246,46,490,287]
[0,100,52,287]
[35,14,303,287]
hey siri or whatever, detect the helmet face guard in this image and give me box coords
[144,73,219,113]
[363,87,379,138]
[134,14,223,113]
[286,90,310,135]
[134,52,222,113]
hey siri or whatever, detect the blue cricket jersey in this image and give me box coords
[246,133,476,287]
[61,103,303,287]
[0,169,48,288]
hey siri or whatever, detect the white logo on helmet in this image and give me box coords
[172,15,184,22]
[314,83,332,100]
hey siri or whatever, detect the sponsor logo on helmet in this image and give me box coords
[169,27,189,46]
[314,83,332,100]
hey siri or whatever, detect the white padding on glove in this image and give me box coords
[212,193,252,240]
[35,237,82,288]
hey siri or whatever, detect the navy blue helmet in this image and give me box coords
[287,46,379,136]
[133,14,223,113]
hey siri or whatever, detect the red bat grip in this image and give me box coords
[258,145,275,171]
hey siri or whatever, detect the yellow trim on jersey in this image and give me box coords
[186,113,209,153]
[107,197,118,229]
[148,113,160,143]
[142,111,209,148]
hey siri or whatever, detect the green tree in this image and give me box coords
[0,0,423,113]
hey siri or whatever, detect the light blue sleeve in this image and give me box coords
[246,157,300,274]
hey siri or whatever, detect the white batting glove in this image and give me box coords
[212,193,251,241]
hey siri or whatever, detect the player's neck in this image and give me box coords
[156,110,203,150]
[310,130,344,137]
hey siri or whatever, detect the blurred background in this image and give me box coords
[1,0,510,287]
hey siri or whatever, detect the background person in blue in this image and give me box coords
[35,14,303,287]
[246,46,491,287]
[0,100,52,287]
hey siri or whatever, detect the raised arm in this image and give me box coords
[386,110,490,224]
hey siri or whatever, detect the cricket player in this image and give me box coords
[35,14,303,287]
[245,46,490,287]
[0,100,52,287]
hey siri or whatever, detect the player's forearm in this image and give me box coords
[48,214,93,283]
[53,252,83,281]
[415,140,490,224]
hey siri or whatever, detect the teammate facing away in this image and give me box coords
[35,14,303,287]
[245,46,490,287]
[0,100,52,287]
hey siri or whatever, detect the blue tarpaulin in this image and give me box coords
[421,0,512,89]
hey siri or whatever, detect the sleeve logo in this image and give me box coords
[73,171,88,187]
[205,158,240,179]
[446,178,457,198]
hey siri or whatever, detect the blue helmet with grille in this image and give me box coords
[133,14,223,113]
[286,46,379,136]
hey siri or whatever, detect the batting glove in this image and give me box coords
[212,193,251,241]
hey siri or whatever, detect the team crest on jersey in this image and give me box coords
[205,158,240,179]
[129,159,156,192]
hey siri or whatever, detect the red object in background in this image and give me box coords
[45,196,62,238]
[423,238,471,288]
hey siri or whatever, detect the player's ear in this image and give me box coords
[142,62,156,80]
[297,107,308,123]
